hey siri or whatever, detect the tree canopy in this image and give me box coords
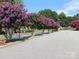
[0,0,22,4]
[38,9,59,21]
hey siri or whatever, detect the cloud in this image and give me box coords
[58,0,79,16]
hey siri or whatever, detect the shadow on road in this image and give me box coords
[8,35,32,42]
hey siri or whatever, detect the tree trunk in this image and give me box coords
[31,28,34,36]
[42,29,44,34]
[18,28,21,40]
[52,29,54,32]
[42,26,45,34]
[8,28,13,40]
[48,28,50,33]
[4,28,13,42]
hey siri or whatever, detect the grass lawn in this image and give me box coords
[0,35,5,39]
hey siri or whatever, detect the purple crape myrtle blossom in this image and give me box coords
[38,15,60,29]
[39,15,55,27]
[3,16,10,23]
[0,2,28,41]
[46,18,55,27]
[26,13,34,26]
[70,19,79,29]
[53,21,60,29]
[0,2,28,27]
[21,11,28,21]
[39,15,48,25]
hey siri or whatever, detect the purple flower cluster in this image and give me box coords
[0,2,28,27]
[39,15,60,28]
[70,20,79,29]
[53,21,60,29]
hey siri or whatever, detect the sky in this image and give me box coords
[23,0,79,16]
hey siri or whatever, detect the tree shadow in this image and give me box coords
[34,33,43,36]
[8,35,32,42]
[42,32,49,34]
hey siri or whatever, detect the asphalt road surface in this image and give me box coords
[0,30,79,59]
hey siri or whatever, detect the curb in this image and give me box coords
[0,41,22,48]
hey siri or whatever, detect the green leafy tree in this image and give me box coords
[38,9,59,21]
[66,16,73,25]
[59,12,69,27]
[27,13,44,35]
[58,12,66,19]
[73,13,79,19]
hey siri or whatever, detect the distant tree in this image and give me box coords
[73,13,79,19]
[58,12,69,27]
[58,12,66,19]
[38,9,59,21]
[66,16,74,25]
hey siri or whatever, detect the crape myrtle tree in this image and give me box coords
[70,19,79,30]
[28,14,48,34]
[46,18,60,32]
[27,13,37,35]
[38,15,48,33]
[38,9,60,32]
[27,13,45,35]
[0,2,28,42]
[38,16,52,33]
[70,13,79,30]
[38,15,60,33]
[27,13,60,35]
[0,0,22,34]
